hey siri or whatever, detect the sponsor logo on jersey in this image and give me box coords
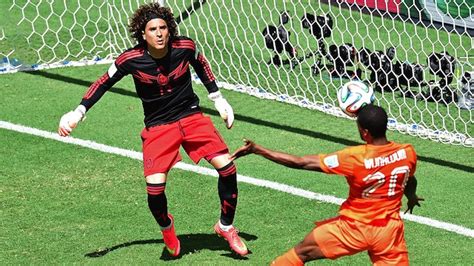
[324,155,339,168]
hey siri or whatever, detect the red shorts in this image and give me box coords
[312,216,408,265]
[141,113,228,176]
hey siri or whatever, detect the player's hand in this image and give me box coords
[230,138,257,161]
[208,91,234,129]
[404,195,424,214]
[58,105,86,137]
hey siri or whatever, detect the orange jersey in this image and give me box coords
[319,142,417,224]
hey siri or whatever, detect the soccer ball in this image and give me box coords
[337,80,375,117]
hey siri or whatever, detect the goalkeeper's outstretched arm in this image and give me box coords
[230,139,323,172]
[57,62,126,137]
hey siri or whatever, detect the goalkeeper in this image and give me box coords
[58,3,247,257]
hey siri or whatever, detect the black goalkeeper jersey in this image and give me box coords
[80,36,219,127]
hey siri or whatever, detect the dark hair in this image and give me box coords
[357,105,388,138]
[128,3,178,46]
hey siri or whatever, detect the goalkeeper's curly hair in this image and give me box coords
[128,3,178,46]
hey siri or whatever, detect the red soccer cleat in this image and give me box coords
[214,222,248,256]
[161,214,180,257]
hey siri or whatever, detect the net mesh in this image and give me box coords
[2,0,472,146]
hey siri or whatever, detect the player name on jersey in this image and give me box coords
[364,149,407,169]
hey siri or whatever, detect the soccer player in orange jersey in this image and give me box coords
[231,104,423,265]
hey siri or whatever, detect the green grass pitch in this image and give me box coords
[1,0,473,264]
[1,64,473,264]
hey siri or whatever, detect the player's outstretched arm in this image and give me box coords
[58,105,86,137]
[230,139,322,171]
[404,176,424,214]
[208,91,234,129]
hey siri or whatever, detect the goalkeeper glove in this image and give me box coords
[58,105,86,136]
[208,91,234,129]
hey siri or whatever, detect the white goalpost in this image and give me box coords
[2,0,472,146]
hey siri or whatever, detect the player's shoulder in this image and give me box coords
[388,141,415,152]
[397,142,417,158]
[171,36,196,51]
[341,144,367,155]
[327,144,367,163]
[115,45,146,66]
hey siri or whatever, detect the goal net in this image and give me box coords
[2,0,473,146]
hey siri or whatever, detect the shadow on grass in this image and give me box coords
[84,232,257,260]
[24,70,474,174]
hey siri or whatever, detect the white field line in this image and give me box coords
[1,120,473,239]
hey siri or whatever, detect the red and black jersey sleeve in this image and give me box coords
[80,63,125,110]
[80,47,143,110]
[188,41,219,93]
